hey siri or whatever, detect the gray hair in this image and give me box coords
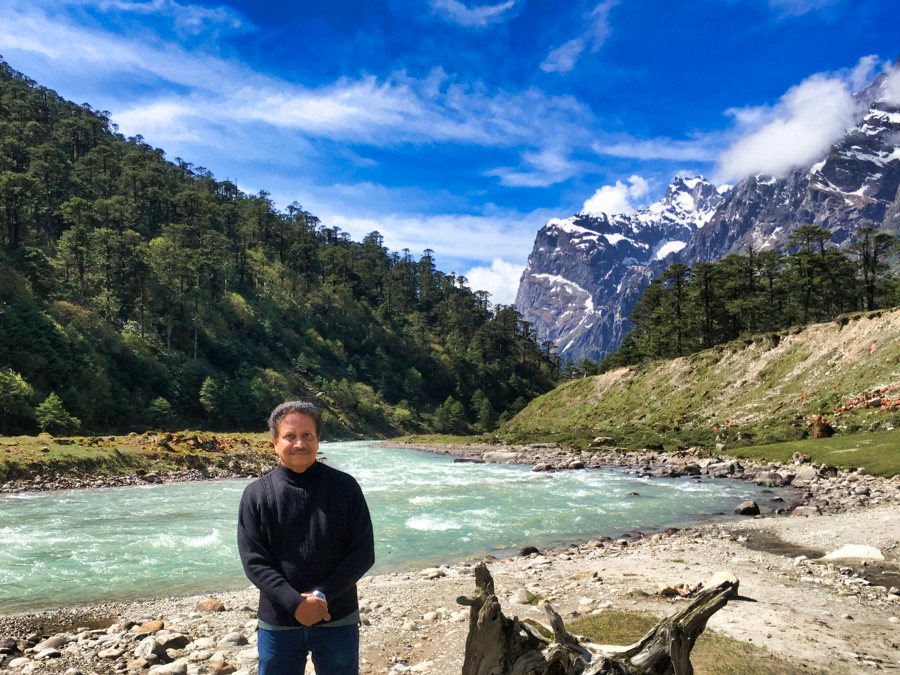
[268,401,322,438]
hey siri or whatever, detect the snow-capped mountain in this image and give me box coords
[515,177,728,361]
[516,71,900,363]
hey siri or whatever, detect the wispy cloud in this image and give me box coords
[97,0,245,36]
[541,0,618,75]
[767,0,842,17]
[488,147,590,188]
[593,136,722,162]
[431,0,519,27]
[0,1,598,183]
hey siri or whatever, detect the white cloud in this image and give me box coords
[848,54,879,92]
[488,147,586,187]
[464,258,525,305]
[767,0,841,17]
[541,0,617,75]
[715,70,861,181]
[432,0,518,27]
[541,39,586,75]
[593,136,720,162]
[581,175,649,216]
[882,66,900,104]
[98,0,244,36]
[114,100,203,142]
[315,209,538,266]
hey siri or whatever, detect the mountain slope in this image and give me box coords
[516,177,728,360]
[503,309,900,450]
[517,70,900,363]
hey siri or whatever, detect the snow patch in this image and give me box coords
[653,240,687,261]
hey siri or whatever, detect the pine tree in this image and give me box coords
[34,392,80,434]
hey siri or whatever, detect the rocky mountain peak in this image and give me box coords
[517,72,900,364]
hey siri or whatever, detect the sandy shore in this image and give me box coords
[2,445,899,674]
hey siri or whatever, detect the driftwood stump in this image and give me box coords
[456,563,736,675]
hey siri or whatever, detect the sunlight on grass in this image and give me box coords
[566,610,838,674]
[732,430,899,476]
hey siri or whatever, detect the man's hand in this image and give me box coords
[294,593,331,626]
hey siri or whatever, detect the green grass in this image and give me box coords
[566,610,838,675]
[0,431,274,482]
[502,310,900,456]
[390,433,498,445]
[731,429,900,476]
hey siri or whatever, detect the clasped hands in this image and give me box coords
[294,592,331,626]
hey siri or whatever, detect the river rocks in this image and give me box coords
[155,631,190,650]
[135,635,168,660]
[482,451,519,463]
[148,657,188,674]
[34,647,61,660]
[0,636,17,653]
[734,500,760,516]
[195,597,226,613]
[217,632,247,648]
[134,619,165,634]
[33,633,73,651]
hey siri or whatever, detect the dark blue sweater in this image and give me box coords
[237,461,375,626]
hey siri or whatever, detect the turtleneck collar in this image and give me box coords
[274,460,323,486]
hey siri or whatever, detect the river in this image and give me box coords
[0,441,782,614]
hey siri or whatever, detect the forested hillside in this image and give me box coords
[0,60,557,436]
[598,226,899,373]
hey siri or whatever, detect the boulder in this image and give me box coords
[195,597,226,613]
[791,466,819,484]
[33,634,72,651]
[734,500,760,516]
[791,505,822,517]
[155,632,190,650]
[822,545,884,561]
[134,636,168,660]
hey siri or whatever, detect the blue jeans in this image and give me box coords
[257,624,359,675]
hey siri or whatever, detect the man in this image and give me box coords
[238,401,375,674]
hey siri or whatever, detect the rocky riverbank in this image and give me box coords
[1,503,899,674]
[2,441,899,674]
[387,440,900,516]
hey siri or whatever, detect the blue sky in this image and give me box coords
[1,0,898,303]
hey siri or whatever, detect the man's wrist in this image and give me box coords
[311,590,327,603]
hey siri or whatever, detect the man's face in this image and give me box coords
[273,412,319,473]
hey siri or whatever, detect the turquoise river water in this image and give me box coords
[0,441,782,614]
